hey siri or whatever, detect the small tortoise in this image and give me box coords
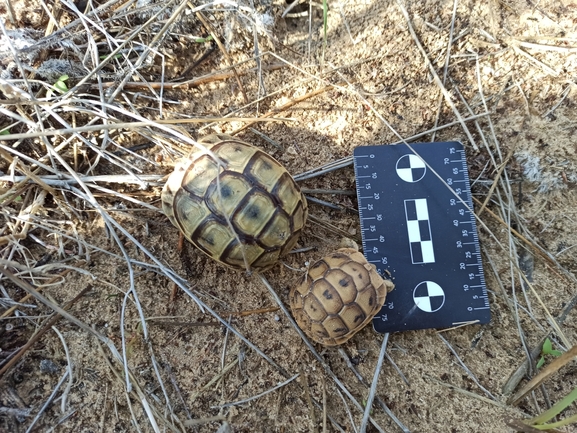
[161,134,308,272]
[289,248,394,345]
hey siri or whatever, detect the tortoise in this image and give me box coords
[289,247,394,346]
[161,134,308,272]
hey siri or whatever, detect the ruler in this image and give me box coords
[353,142,491,333]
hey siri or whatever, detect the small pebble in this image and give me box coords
[40,359,60,374]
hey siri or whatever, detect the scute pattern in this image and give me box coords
[289,248,391,346]
[161,134,308,271]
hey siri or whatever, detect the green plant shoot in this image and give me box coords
[54,75,69,93]
[194,35,213,43]
[537,338,563,369]
[47,75,69,98]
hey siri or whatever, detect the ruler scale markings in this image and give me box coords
[353,142,490,333]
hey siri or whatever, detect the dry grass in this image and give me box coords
[1,0,577,432]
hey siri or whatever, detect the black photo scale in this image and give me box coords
[353,142,491,333]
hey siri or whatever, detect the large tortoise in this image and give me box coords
[161,134,308,272]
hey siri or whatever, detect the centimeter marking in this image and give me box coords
[458,146,489,310]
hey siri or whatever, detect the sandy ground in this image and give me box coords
[1,0,577,432]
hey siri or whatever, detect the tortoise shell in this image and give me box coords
[289,248,393,346]
[161,134,308,272]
